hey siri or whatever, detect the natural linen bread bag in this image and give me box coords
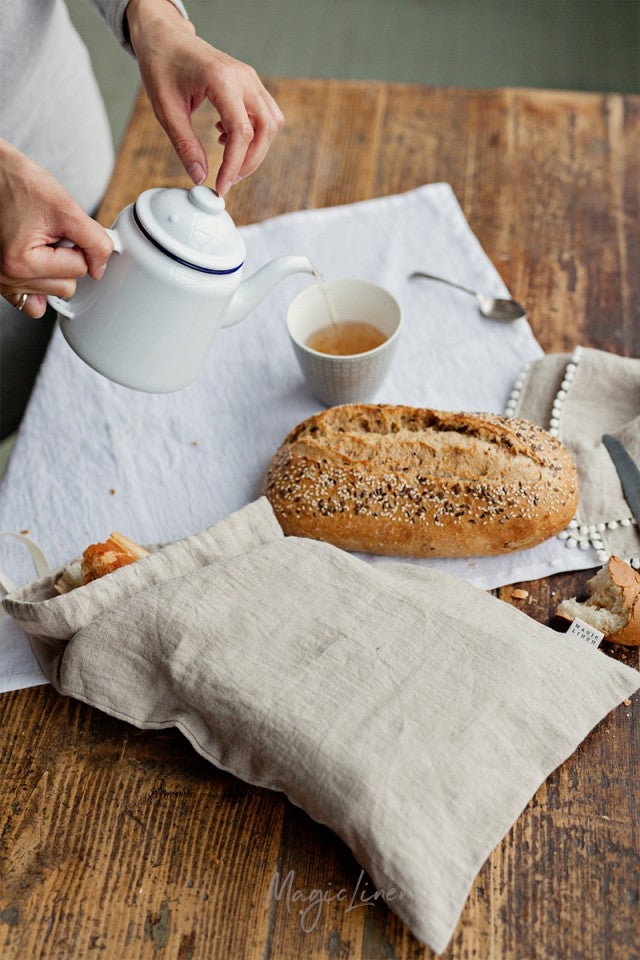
[3,498,639,954]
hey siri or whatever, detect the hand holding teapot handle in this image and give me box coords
[0,139,115,319]
[47,230,123,319]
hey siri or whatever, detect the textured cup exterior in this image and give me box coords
[292,336,399,406]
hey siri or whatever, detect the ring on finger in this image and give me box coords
[15,292,29,312]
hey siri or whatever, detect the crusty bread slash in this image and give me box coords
[54,532,149,594]
[263,404,579,558]
[557,556,640,646]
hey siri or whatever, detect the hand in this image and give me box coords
[0,140,114,319]
[126,0,285,196]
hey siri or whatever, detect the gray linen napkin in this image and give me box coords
[509,346,640,565]
[4,497,638,955]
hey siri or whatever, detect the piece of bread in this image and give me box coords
[263,404,579,558]
[54,532,149,594]
[54,561,84,595]
[557,556,640,646]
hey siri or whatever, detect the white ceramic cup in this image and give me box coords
[286,278,402,407]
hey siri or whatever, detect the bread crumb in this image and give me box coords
[109,488,116,495]
[20,528,29,535]
[624,698,632,706]
[511,588,529,600]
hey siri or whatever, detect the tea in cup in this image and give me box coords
[305,321,388,356]
[286,278,402,406]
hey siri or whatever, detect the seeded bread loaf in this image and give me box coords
[263,404,579,558]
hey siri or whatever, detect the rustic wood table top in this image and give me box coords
[2,79,640,960]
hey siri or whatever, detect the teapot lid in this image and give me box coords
[134,186,246,274]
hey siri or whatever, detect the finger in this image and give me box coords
[20,294,47,319]
[261,87,285,127]
[158,98,209,185]
[0,291,47,319]
[60,214,114,280]
[14,276,78,299]
[215,83,282,131]
[25,245,91,281]
[234,95,281,180]
[212,98,256,196]
[28,212,114,281]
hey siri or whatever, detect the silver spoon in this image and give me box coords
[409,271,527,322]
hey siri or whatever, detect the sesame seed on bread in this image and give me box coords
[264,404,579,558]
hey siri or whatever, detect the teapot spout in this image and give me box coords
[221,256,315,328]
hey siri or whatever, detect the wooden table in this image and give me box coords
[2,80,640,960]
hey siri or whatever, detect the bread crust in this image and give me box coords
[600,556,640,646]
[263,404,579,558]
[54,532,150,595]
[82,537,139,583]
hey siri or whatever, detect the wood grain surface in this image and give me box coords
[2,80,640,960]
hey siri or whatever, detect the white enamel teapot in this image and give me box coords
[48,186,314,392]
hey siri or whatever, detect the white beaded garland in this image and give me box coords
[545,345,583,442]
[562,511,638,564]
[548,348,640,566]
[559,508,639,555]
[504,360,532,416]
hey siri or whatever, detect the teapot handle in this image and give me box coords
[47,228,123,319]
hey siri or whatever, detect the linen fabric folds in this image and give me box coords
[4,499,638,954]
[512,347,640,562]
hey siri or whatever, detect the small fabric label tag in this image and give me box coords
[567,617,604,648]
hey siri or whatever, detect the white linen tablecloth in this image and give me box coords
[0,183,598,692]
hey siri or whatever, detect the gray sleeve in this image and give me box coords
[85,0,189,57]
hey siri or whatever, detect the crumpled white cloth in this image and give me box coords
[0,183,596,692]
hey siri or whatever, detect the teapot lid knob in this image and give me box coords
[189,186,226,215]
